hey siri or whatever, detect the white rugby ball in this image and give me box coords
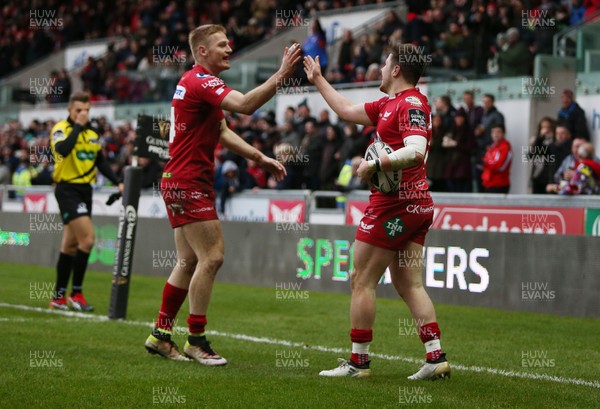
[364,141,401,194]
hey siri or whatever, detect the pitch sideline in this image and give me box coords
[1,302,599,389]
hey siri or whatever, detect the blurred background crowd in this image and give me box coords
[1,0,599,196]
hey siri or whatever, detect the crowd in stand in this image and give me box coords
[2,88,598,197]
[4,1,599,103]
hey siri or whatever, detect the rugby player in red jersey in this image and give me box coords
[304,44,450,379]
[145,24,301,365]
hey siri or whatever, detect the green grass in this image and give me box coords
[1,263,599,408]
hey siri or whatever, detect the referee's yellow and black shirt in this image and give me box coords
[50,117,102,184]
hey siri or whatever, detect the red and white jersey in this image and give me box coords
[364,87,431,199]
[163,65,232,190]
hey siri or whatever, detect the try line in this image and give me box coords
[1,302,599,389]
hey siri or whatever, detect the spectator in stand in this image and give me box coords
[80,57,102,96]
[351,35,370,72]
[547,136,600,192]
[552,125,573,175]
[404,9,434,50]
[11,150,40,197]
[528,117,558,194]
[246,159,267,188]
[377,10,404,45]
[433,95,456,135]
[214,160,242,216]
[338,30,355,81]
[317,109,333,136]
[460,90,483,140]
[335,155,369,192]
[280,120,301,148]
[1,146,19,174]
[366,32,384,67]
[0,158,11,185]
[300,119,324,190]
[557,89,590,140]
[444,110,473,192]
[474,94,504,192]
[557,142,600,195]
[482,123,512,193]
[335,123,369,165]
[294,100,316,134]
[303,19,328,74]
[320,125,343,190]
[270,142,302,189]
[441,22,471,69]
[353,67,367,83]
[365,63,381,81]
[498,27,532,77]
[427,114,448,192]
[326,66,347,84]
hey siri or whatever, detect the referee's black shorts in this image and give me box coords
[55,183,93,224]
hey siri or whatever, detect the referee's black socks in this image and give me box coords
[55,252,74,300]
[71,249,90,295]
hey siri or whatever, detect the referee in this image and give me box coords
[48,91,123,311]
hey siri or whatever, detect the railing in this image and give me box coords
[553,9,600,60]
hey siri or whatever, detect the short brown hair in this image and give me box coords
[68,91,90,106]
[390,43,426,86]
[189,24,227,62]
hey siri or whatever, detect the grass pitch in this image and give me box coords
[1,263,599,408]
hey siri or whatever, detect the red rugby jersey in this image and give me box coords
[364,87,432,198]
[163,65,232,190]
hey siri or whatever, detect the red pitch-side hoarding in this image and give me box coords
[268,200,306,223]
[346,201,585,235]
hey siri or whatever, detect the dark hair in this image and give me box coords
[463,90,474,97]
[483,93,495,103]
[68,91,90,106]
[389,43,426,86]
[491,123,505,133]
[536,117,557,138]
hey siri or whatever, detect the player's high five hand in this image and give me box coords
[259,156,287,182]
[278,43,302,78]
[303,55,321,84]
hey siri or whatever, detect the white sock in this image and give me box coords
[352,342,370,355]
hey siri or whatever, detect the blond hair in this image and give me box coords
[188,24,227,62]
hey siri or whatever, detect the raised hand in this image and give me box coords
[303,55,322,84]
[279,43,302,78]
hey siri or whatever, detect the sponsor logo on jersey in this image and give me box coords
[75,150,95,161]
[167,203,184,215]
[359,221,375,233]
[173,85,186,100]
[190,206,214,213]
[408,109,426,128]
[406,204,434,214]
[202,78,225,89]
[405,96,422,106]
[383,216,404,238]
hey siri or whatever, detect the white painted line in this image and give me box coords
[2,302,599,389]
